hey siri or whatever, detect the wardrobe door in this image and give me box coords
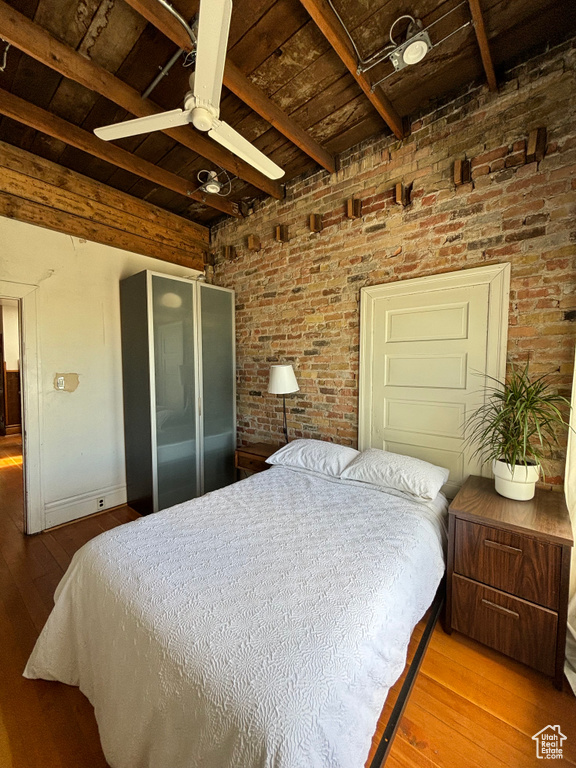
[151,275,198,510]
[199,284,235,493]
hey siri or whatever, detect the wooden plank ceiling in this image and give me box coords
[0,0,574,228]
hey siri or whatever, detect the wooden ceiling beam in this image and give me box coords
[0,87,241,218]
[226,61,336,173]
[127,0,199,46]
[0,141,207,268]
[0,139,208,246]
[0,0,283,200]
[468,0,497,92]
[122,0,337,174]
[297,0,405,140]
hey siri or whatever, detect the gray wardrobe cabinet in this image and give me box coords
[120,270,235,515]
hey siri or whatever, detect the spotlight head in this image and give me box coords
[204,179,222,195]
[402,37,430,65]
[199,170,223,195]
[389,27,432,72]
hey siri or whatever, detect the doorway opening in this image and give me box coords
[0,297,24,534]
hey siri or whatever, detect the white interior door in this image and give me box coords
[359,265,510,498]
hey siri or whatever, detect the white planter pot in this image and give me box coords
[492,459,541,501]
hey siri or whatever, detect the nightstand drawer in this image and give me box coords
[454,519,561,609]
[451,574,557,676]
[234,452,270,473]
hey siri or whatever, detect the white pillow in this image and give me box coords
[340,448,449,500]
[266,439,359,478]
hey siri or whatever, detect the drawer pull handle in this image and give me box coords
[481,599,520,619]
[483,539,522,555]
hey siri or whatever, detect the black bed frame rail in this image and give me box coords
[368,583,445,768]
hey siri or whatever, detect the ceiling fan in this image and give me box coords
[94,0,284,180]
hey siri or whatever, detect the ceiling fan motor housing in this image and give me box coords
[192,107,215,131]
[184,90,218,131]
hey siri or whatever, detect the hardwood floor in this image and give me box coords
[0,434,139,768]
[369,620,576,767]
[1,432,574,767]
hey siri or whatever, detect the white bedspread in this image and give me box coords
[24,467,446,768]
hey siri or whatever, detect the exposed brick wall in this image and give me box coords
[212,40,576,486]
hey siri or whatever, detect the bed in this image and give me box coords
[24,442,448,768]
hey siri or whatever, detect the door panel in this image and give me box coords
[385,398,465,438]
[387,302,469,342]
[200,284,236,494]
[151,275,198,511]
[384,352,469,389]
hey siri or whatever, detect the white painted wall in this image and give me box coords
[1,301,20,369]
[0,216,202,529]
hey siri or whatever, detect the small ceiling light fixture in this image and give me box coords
[197,167,232,196]
[327,0,472,89]
[388,16,432,72]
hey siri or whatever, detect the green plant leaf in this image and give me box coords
[464,362,571,481]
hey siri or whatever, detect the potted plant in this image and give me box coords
[466,362,570,501]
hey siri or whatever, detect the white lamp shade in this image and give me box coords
[268,364,299,395]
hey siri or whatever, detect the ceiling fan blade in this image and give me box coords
[94,109,191,141]
[209,120,285,180]
[193,0,232,112]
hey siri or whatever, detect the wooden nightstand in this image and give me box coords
[446,475,573,689]
[234,443,278,475]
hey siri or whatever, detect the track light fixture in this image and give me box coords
[388,16,432,72]
[329,0,473,92]
[197,168,232,196]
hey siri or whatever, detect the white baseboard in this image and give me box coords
[44,484,127,529]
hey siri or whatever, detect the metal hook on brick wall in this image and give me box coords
[0,38,11,73]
